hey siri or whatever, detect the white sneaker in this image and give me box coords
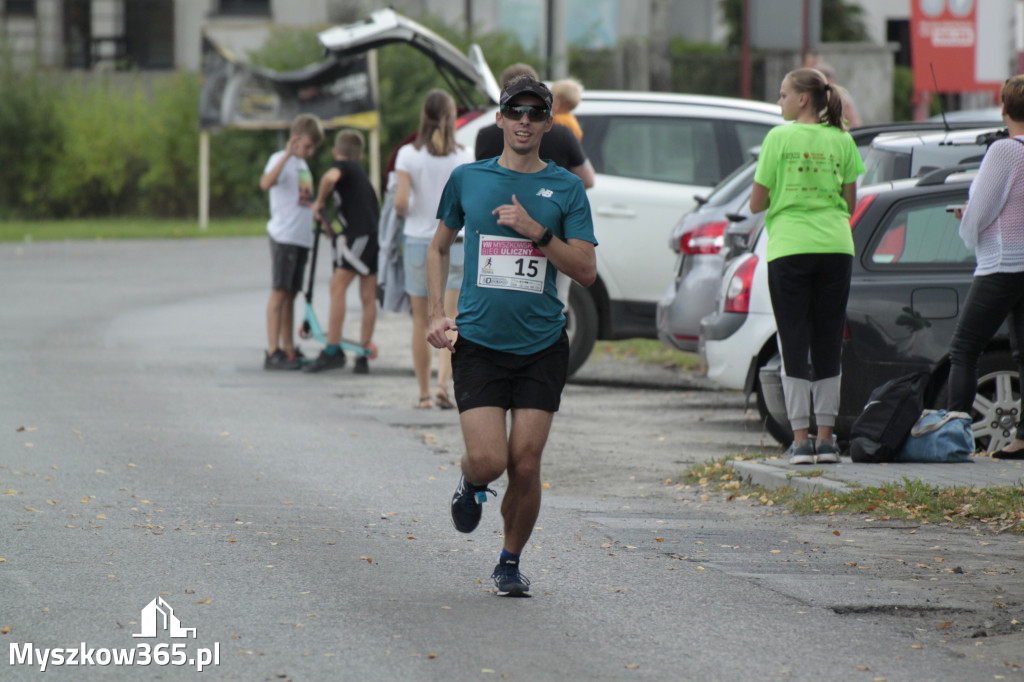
[788,440,816,465]
[815,439,840,464]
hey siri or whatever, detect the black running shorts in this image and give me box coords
[270,238,309,293]
[335,233,379,275]
[451,330,570,413]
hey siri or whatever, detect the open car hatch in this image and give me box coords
[318,8,500,108]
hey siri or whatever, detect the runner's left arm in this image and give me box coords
[493,195,596,287]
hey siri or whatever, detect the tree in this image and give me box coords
[720,0,869,50]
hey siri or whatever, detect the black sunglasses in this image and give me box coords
[500,103,551,123]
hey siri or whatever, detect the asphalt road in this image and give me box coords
[2,237,1021,681]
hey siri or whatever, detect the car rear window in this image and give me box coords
[866,197,974,268]
[862,147,912,184]
[703,158,757,207]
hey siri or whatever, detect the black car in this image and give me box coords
[758,165,1020,452]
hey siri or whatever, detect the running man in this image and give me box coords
[425,76,597,596]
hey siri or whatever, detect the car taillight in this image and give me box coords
[849,193,877,230]
[679,221,727,255]
[724,255,758,313]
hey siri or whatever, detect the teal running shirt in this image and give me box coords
[437,158,597,354]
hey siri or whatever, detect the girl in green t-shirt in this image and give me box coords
[750,68,865,466]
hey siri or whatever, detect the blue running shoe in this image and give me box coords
[491,559,531,597]
[450,475,495,533]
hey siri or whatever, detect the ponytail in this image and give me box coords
[822,82,845,130]
[414,89,458,156]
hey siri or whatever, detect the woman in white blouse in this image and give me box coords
[394,90,474,409]
[948,75,1024,458]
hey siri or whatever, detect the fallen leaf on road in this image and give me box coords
[936,621,952,629]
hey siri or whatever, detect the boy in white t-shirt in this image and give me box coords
[259,114,324,370]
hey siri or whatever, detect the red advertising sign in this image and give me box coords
[911,0,1003,95]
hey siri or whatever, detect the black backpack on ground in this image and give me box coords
[848,371,930,463]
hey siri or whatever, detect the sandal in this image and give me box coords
[435,386,455,410]
[993,447,1024,460]
[415,396,433,409]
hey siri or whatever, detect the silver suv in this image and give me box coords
[861,126,1004,185]
[321,9,783,374]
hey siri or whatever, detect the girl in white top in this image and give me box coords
[395,90,474,409]
[948,74,1024,458]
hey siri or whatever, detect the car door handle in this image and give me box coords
[594,205,638,219]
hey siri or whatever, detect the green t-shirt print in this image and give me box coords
[754,123,865,262]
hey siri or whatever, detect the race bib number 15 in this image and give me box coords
[477,235,547,294]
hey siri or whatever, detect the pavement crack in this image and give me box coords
[831,604,975,617]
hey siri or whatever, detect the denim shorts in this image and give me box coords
[403,236,464,297]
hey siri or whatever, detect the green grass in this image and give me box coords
[590,338,703,370]
[683,459,1024,532]
[0,218,267,242]
[792,476,1024,531]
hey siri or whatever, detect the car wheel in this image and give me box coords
[566,281,598,377]
[756,376,794,447]
[935,350,1020,453]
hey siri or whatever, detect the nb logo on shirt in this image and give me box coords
[536,188,554,198]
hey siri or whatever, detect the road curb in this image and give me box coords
[732,460,852,494]
[731,456,1024,494]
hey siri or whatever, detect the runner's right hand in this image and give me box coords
[426,316,458,352]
